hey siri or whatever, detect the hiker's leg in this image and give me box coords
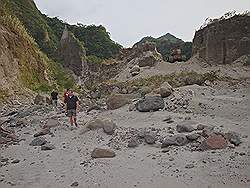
[72,116,76,124]
[69,116,74,126]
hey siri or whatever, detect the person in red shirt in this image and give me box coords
[63,88,69,104]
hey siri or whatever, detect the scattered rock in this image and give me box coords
[11,159,20,164]
[128,103,136,111]
[29,137,47,146]
[34,128,50,137]
[44,119,60,129]
[128,138,139,148]
[159,82,173,98]
[185,164,194,169]
[186,133,200,141]
[103,119,117,135]
[41,144,55,151]
[176,120,196,133]
[130,65,140,73]
[196,124,208,130]
[225,131,242,146]
[85,118,116,135]
[136,95,165,112]
[131,71,140,77]
[161,134,188,148]
[106,94,130,110]
[91,148,116,158]
[144,133,156,144]
[199,134,227,151]
[71,181,79,187]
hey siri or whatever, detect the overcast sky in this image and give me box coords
[34,0,249,47]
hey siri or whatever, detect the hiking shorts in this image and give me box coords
[66,109,76,117]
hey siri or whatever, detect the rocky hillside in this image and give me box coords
[193,14,250,64]
[0,15,48,100]
[0,0,121,59]
[134,33,192,61]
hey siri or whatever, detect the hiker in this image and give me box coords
[50,90,58,107]
[63,88,70,104]
[65,89,79,127]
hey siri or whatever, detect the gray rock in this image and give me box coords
[161,134,188,148]
[30,137,47,146]
[131,71,140,77]
[106,94,130,110]
[186,133,200,141]
[41,144,55,151]
[144,133,156,144]
[71,181,79,187]
[11,159,20,164]
[85,118,116,135]
[159,82,173,98]
[138,129,146,138]
[136,95,165,112]
[103,119,116,135]
[91,148,116,158]
[34,128,50,137]
[130,65,140,73]
[196,124,207,130]
[225,132,242,146]
[176,120,196,133]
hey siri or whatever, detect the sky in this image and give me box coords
[34,0,250,47]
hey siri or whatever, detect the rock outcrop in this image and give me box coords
[57,26,88,77]
[193,15,250,64]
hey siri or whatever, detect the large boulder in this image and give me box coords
[136,95,165,112]
[137,51,161,67]
[159,82,173,98]
[91,148,116,158]
[85,118,117,135]
[106,94,130,110]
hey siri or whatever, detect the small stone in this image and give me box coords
[34,128,50,137]
[161,134,188,148]
[91,148,116,158]
[176,120,196,133]
[144,134,156,144]
[11,159,20,164]
[163,116,172,122]
[169,157,174,161]
[161,148,170,153]
[41,144,55,151]
[196,124,207,130]
[185,164,194,169]
[225,132,242,146]
[186,133,200,141]
[128,138,139,148]
[30,137,47,146]
[71,181,79,187]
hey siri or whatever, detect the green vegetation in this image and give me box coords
[0,7,75,93]
[135,33,192,61]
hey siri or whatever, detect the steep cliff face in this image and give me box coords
[193,15,250,64]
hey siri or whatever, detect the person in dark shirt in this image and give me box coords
[50,90,58,107]
[65,89,79,127]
